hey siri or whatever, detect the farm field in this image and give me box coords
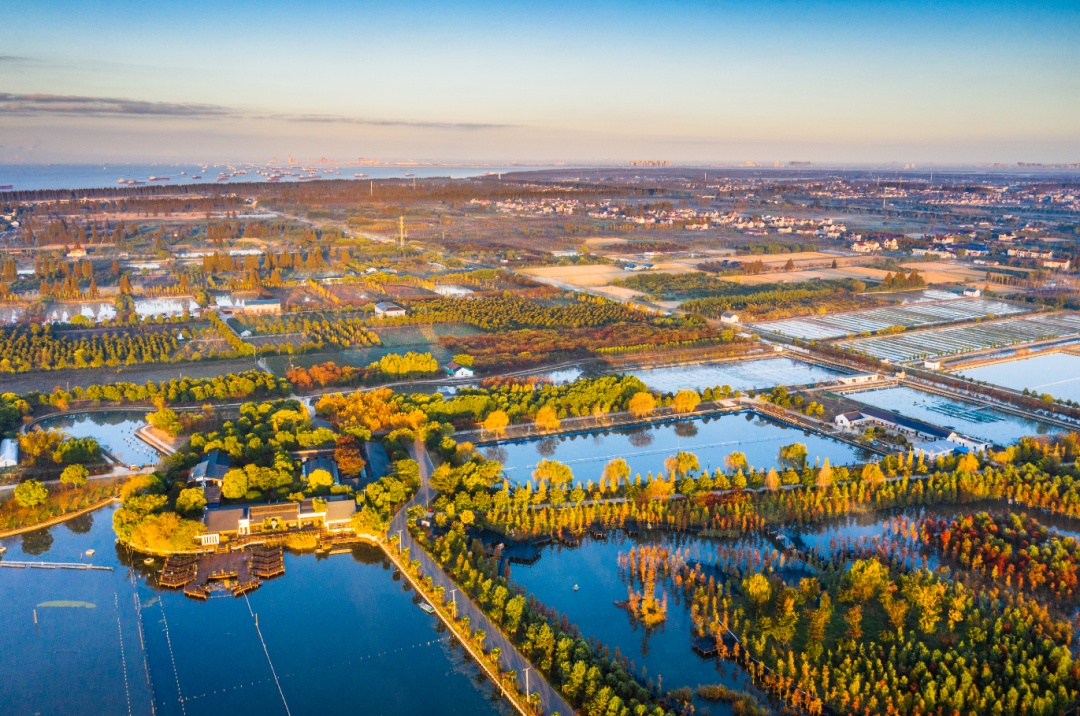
[755,297,1026,340]
[836,312,1080,363]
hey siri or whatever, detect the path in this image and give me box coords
[391,440,575,716]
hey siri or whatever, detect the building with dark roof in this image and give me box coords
[190,449,231,485]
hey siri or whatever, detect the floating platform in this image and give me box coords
[158,546,286,600]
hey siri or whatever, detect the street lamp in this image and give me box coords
[450,588,457,618]
[397,529,403,554]
[524,666,530,702]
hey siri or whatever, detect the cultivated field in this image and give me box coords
[754,297,1026,340]
[836,312,1080,363]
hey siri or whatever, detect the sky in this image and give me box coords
[2,0,1079,164]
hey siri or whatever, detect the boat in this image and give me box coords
[353,173,367,178]
[0,185,12,190]
[148,176,170,182]
[0,545,7,554]
[191,175,202,179]
[418,601,436,614]
[85,549,95,557]
[573,584,579,591]
[143,557,155,565]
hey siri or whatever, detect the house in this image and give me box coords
[323,498,357,533]
[1042,258,1072,271]
[248,503,300,531]
[836,373,883,386]
[242,299,281,315]
[918,440,957,461]
[719,311,740,325]
[962,287,982,297]
[851,240,881,254]
[445,361,474,378]
[199,507,250,546]
[374,301,406,318]
[923,359,943,370]
[190,449,231,485]
[66,247,87,259]
[0,438,18,468]
[303,456,340,484]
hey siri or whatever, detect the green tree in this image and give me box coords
[60,463,90,487]
[14,479,48,507]
[175,487,207,516]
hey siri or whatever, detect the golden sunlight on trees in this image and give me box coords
[533,405,560,432]
[482,409,509,437]
[672,389,700,414]
[628,391,656,419]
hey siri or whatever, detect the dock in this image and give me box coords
[0,560,113,571]
[157,546,285,599]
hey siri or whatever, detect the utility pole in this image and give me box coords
[449,588,457,618]
[397,529,403,554]
[524,667,530,702]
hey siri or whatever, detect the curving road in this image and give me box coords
[391,441,574,716]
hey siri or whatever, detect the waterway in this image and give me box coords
[37,410,161,466]
[0,505,511,716]
[845,385,1059,446]
[629,357,844,394]
[488,412,870,485]
[959,352,1080,403]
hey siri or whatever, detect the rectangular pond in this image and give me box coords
[485,411,869,485]
[629,356,845,394]
[958,352,1080,403]
[846,385,1060,446]
[0,506,511,716]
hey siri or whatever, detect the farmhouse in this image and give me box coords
[374,301,406,318]
[243,298,282,315]
[720,311,740,325]
[445,361,475,378]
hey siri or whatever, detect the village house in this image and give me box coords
[242,298,282,315]
[719,311,740,325]
[374,301,406,318]
[445,360,475,378]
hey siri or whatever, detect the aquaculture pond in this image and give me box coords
[487,412,870,485]
[44,297,200,323]
[846,385,1059,446]
[629,357,844,394]
[37,410,161,466]
[0,505,511,716]
[959,352,1080,403]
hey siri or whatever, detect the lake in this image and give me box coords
[629,357,844,394]
[0,505,511,716]
[959,352,1080,403]
[486,412,870,485]
[37,411,163,467]
[846,385,1059,446]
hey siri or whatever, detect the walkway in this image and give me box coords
[391,441,574,716]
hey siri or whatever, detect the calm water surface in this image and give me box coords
[959,353,1080,403]
[489,412,869,484]
[847,385,1058,446]
[38,410,161,466]
[0,505,510,716]
[630,357,844,394]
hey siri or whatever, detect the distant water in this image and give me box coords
[0,163,552,192]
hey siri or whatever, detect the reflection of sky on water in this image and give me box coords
[960,353,1080,403]
[38,411,160,465]
[494,411,866,484]
[631,357,843,393]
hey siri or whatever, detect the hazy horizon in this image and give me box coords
[3,0,1079,165]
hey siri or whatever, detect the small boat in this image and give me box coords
[191,175,202,179]
[0,185,12,190]
[419,602,436,614]
[143,557,155,565]
[85,549,95,557]
[0,545,7,554]
[573,584,579,591]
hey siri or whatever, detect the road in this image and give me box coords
[392,441,574,716]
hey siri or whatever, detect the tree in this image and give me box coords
[452,353,474,368]
[60,463,89,487]
[744,573,772,611]
[483,410,510,438]
[307,468,335,489]
[534,405,560,432]
[175,487,207,516]
[777,443,808,470]
[628,391,656,419]
[334,435,367,478]
[861,462,886,484]
[672,390,700,414]
[725,451,748,472]
[602,458,630,490]
[764,468,781,492]
[664,451,699,478]
[533,459,573,487]
[221,468,248,500]
[815,458,834,488]
[14,479,48,508]
[147,407,182,437]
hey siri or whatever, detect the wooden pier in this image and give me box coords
[0,560,113,571]
[156,546,286,600]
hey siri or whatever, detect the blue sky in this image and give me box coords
[2,0,1078,163]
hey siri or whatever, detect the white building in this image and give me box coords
[720,311,740,325]
[445,361,475,378]
[374,302,406,318]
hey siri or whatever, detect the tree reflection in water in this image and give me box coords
[627,428,654,448]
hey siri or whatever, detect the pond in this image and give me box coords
[846,385,1059,446]
[0,505,511,716]
[486,412,870,485]
[44,297,200,323]
[37,411,163,466]
[629,357,845,394]
[958,352,1080,403]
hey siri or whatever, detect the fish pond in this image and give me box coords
[958,352,1080,403]
[0,505,511,716]
[628,357,845,394]
[486,412,871,485]
[846,385,1059,446]
[37,410,161,466]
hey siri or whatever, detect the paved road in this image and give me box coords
[392,441,574,716]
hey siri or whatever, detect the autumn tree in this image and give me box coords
[628,391,656,419]
[534,405,560,432]
[483,409,510,438]
[14,479,48,508]
[672,389,700,414]
[60,464,89,487]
